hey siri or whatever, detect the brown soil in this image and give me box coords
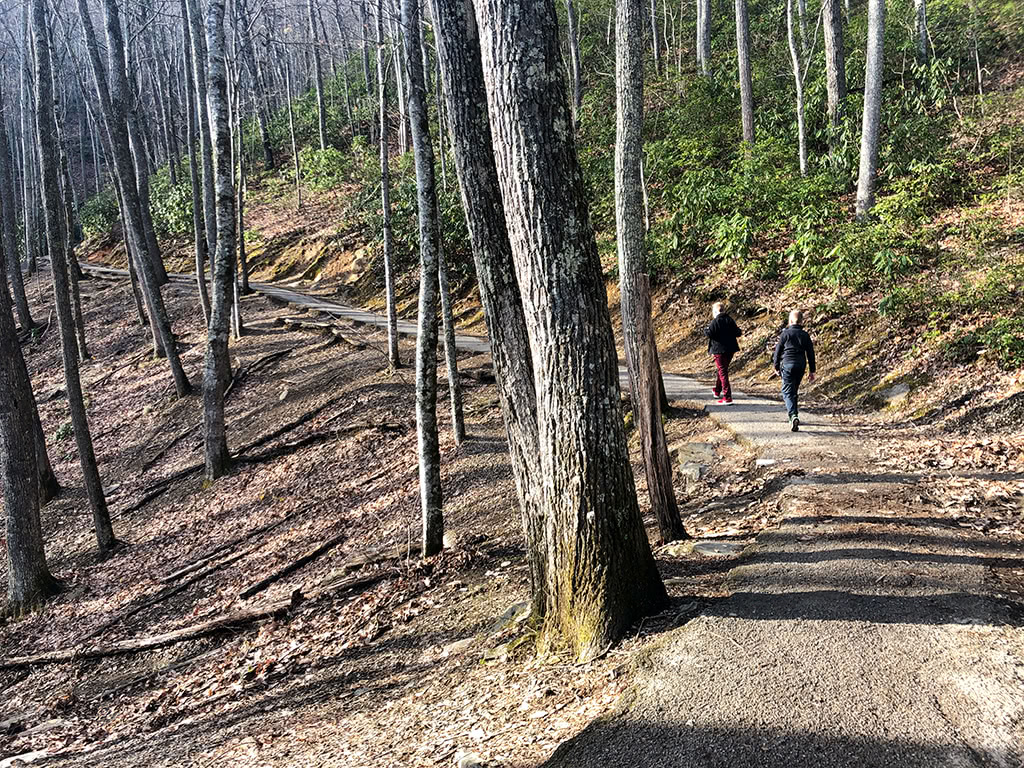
[1,267,796,767]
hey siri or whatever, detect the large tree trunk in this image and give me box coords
[33,0,117,554]
[735,0,755,144]
[378,0,400,368]
[697,0,712,75]
[402,0,444,557]
[184,0,219,261]
[181,3,212,325]
[77,0,192,397]
[856,0,886,220]
[1,267,56,611]
[474,0,667,660]
[786,0,808,176]
[1,109,60,505]
[0,109,34,332]
[203,0,238,481]
[822,0,847,131]
[432,0,546,615]
[616,0,688,544]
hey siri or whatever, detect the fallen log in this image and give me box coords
[0,569,397,670]
[79,544,262,643]
[160,512,294,584]
[0,599,293,670]
[238,529,347,600]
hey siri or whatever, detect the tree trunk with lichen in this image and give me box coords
[203,0,237,481]
[617,0,688,544]
[432,0,546,615]
[34,0,117,554]
[403,0,444,557]
[1,267,57,612]
[474,0,667,661]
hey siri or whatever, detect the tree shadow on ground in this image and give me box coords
[538,718,1018,768]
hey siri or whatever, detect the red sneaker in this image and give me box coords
[712,390,721,399]
[717,398,734,405]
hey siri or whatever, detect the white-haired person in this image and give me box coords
[705,301,743,405]
[772,309,816,431]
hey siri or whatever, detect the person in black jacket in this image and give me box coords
[705,302,742,405]
[772,310,816,431]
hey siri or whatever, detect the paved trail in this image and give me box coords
[83,263,1024,767]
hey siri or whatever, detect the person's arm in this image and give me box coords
[806,335,817,380]
[772,332,784,371]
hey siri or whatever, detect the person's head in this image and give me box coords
[789,309,804,326]
[712,301,725,318]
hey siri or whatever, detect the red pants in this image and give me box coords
[713,353,734,399]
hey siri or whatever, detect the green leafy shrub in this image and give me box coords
[299,146,351,190]
[80,188,119,240]
[939,330,981,364]
[978,318,1024,370]
[149,166,192,237]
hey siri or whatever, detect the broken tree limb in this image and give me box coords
[0,569,397,670]
[238,529,348,600]
[0,599,295,670]
[160,512,295,584]
[79,543,264,644]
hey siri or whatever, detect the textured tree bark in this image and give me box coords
[378,0,400,368]
[403,0,444,557]
[184,0,219,260]
[856,0,886,220]
[203,0,238,481]
[617,0,688,544]
[308,0,328,150]
[650,0,662,75]
[32,0,117,554]
[435,0,551,618]
[0,115,33,332]
[697,0,712,75]
[786,0,808,176]
[0,111,59,504]
[735,0,755,144]
[822,0,847,130]
[391,0,410,154]
[914,0,928,64]
[78,0,192,397]
[565,0,583,128]
[1,268,56,611]
[360,0,373,99]
[474,0,667,660]
[181,2,212,325]
[437,241,466,445]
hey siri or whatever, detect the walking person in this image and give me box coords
[706,301,742,405]
[772,309,816,431]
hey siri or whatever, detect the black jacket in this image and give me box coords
[773,324,816,373]
[705,312,742,355]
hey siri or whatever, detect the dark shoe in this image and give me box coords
[791,417,800,432]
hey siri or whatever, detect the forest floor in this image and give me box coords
[1,263,1023,768]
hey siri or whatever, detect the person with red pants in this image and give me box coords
[705,301,743,405]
